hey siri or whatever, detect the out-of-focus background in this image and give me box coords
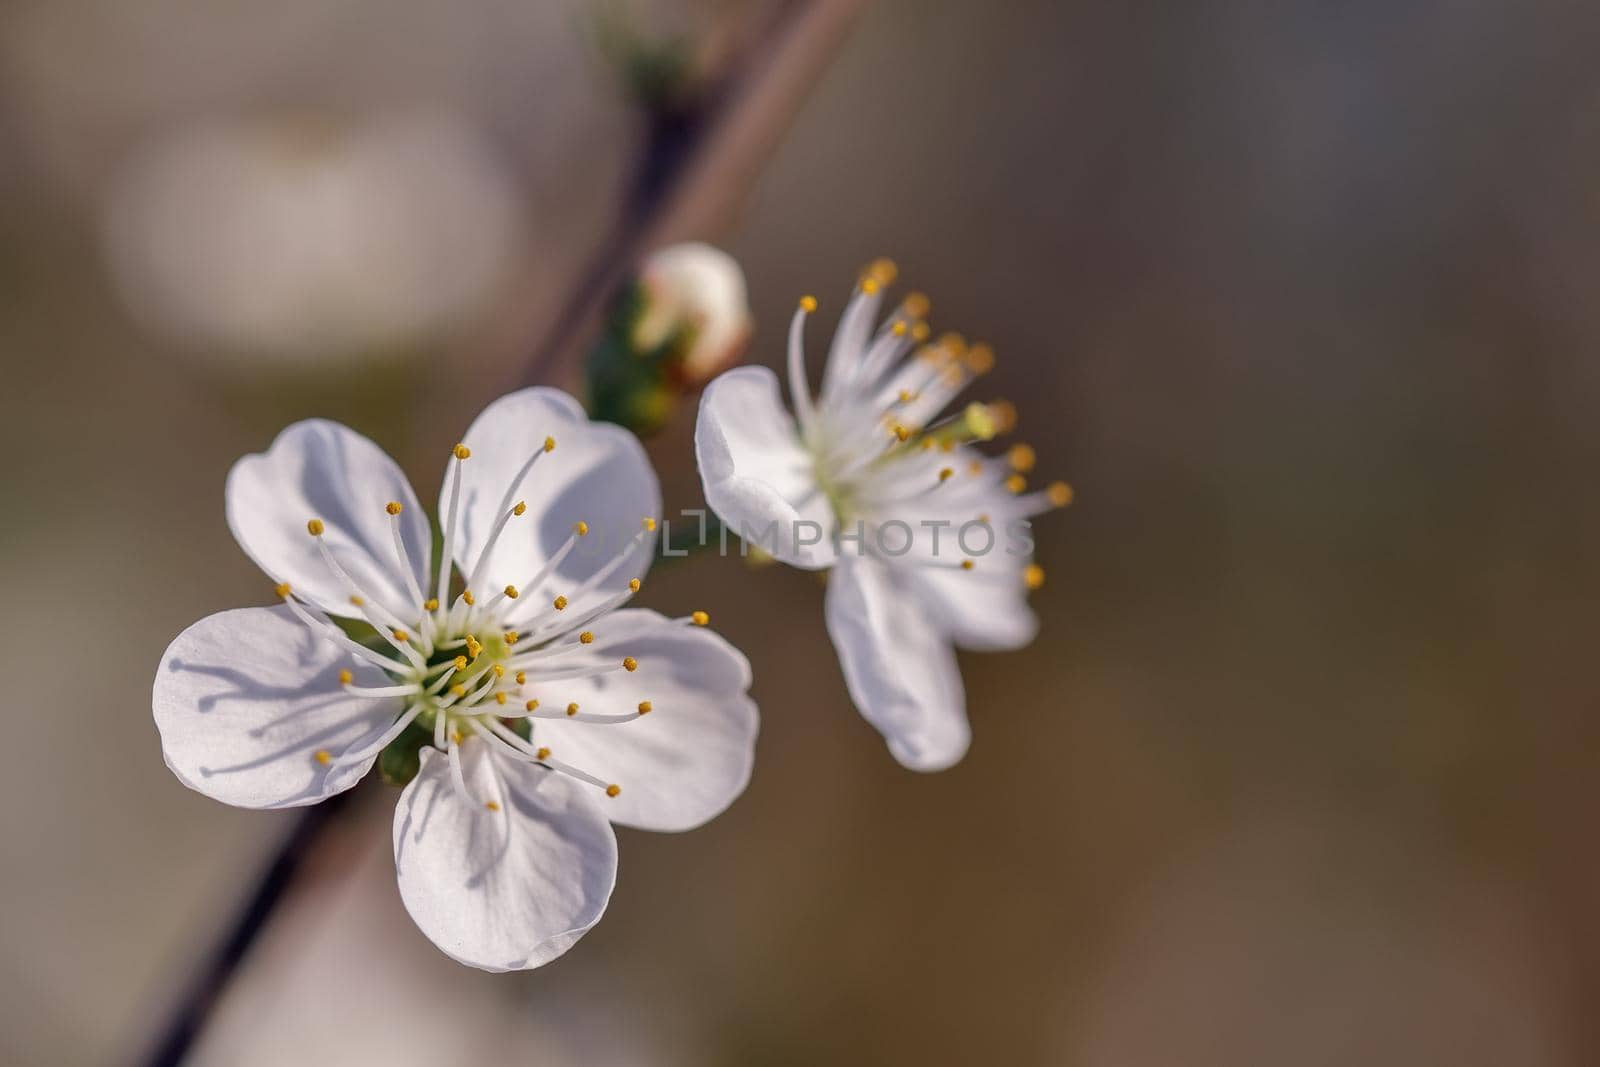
[4,0,1600,1063]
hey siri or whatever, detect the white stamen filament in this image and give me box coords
[387,511,426,616]
[521,583,638,646]
[505,532,580,613]
[436,451,466,609]
[446,736,473,802]
[312,537,427,668]
[787,303,817,432]
[279,594,410,675]
[342,682,422,698]
[463,502,526,607]
[479,720,613,792]
[335,702,425,766]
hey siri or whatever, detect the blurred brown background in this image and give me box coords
[3,0,1599,1064]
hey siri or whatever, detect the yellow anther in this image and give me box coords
[969,460,985,476]
[450,684,466,697]
[892,321,908,337]
[637,700,653,714]
[939,439,955,453]
[1005,474,1028,494]
[579,631,595,644]
[963,402,998,441]
[513,501,527,516]
[306,518,325,536]
[911,320,931,342]
[465,635,483,658]
[990,399,1019,433]
[454,655,468,671]
[920,438,936,451]
[338,669,353,685]
[960,559,975,571]
[504,584,520,599]
[573,521,589,536]
[349,595,365,607]
[1008,443,1037,472]
[938,332,968,356]
[462,590,475,606]
[492,664,505,678]
[964,343,995,374]
[543,436,556,453]
[642,516,657,531]
[799,295,818,313]
[902,292,931,319]
[274,582,292,599]
[485,801,500,812]
[898,389,918,404]
[504,631,519,645]
[385,501,403,516]
[452,443,471,460]
[515,671,526,685]
[566,702,580,717]
[622,656,638,672]
[691,611,710,627]
[867,257,898,286]
[605,784,621,798]
[939,467,955,483]
[860,276,880,295]
[450,730,462,744]
[553,595,569,610]
[314,749,332,766]
[536,747,551,760]
[978,512,991,523]
[891,424,911,442]
[495,692,507,705]
[1047,481,1075,507]
[525,699,540,712]
[628,578,641,592]
[1024,564,1046,591]
[391,629,409,642]
[424,598,439,612]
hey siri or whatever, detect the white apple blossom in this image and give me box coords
[155,388,757,971]
[695,261,1070,772]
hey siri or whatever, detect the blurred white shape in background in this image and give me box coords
[631,241,752,382]
[101,108,523,366]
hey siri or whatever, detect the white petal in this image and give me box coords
[824,555,970,772]
[392,740,617,972]
[520,609,758,832]
[449,388,660,600]
[695,366,836,569]
[911,565,1039,652]
[226,419,430,618]
[153,606,402,808]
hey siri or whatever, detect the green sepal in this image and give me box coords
[584,280,689,436]
[377,719,434,787]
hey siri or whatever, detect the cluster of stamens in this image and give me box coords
[273,438,712,812]
[787,258,1073,587]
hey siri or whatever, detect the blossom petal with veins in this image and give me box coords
[696,365,837,569]
[227,419,431,619]
[450,387,661,601]
[154,605,400,807]
[518,609,758,832]
[825,555,970,772]
[394,741,617,972]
